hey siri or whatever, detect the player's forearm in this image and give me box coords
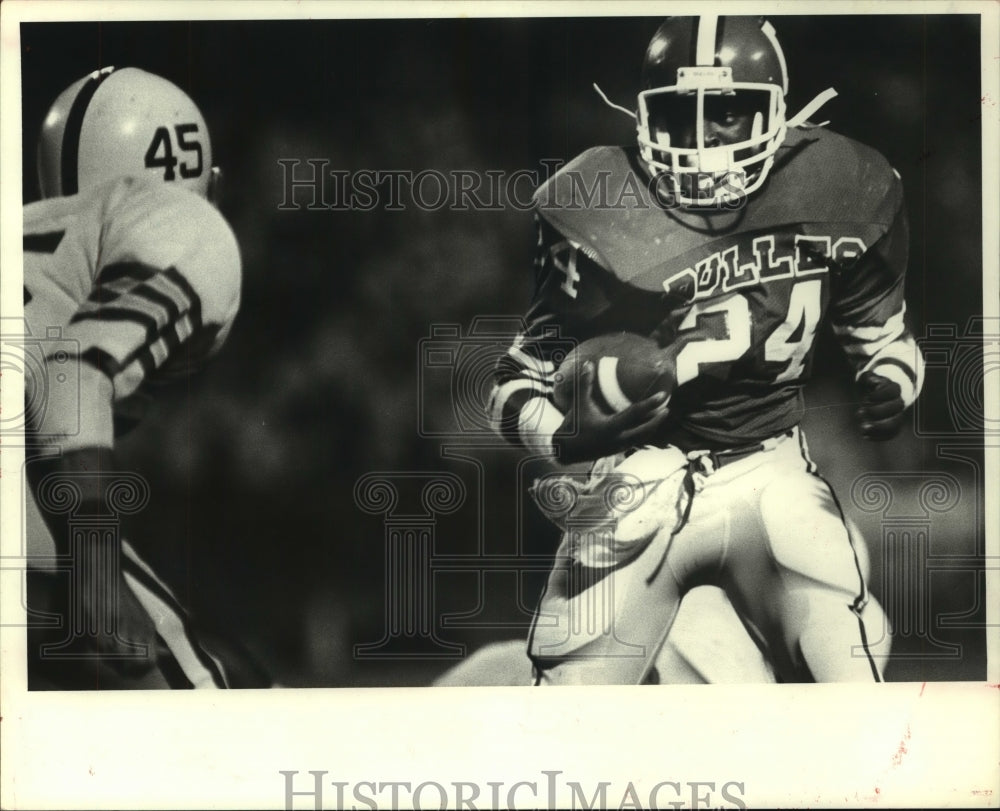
[28,445,120,556]
[846,325,925,441]
[488,381,564,455]
[833,308,925,408]
[857,334,925,408]
[27,358,119,555]
[29,355,116,451]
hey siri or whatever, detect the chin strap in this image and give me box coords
[786,87,838,129]
[593,83,637,119]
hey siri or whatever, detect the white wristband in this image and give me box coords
[517,397,565,457]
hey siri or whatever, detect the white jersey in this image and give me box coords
[22,177,251,689]
[23,175,241,448]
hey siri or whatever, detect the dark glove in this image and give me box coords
[856,370,908,440]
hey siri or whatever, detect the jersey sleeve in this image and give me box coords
[487,211,613,454]
[68,178,242,403]
[828,176,925,406]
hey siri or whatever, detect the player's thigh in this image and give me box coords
[659,586,774,684]
[530,536,684,685]
[761,470,866,596]
[729,470,878,681]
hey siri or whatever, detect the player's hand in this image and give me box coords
[554,361,671,464]
[856,370,907,440]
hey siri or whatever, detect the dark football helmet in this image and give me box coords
[635,15,833,206]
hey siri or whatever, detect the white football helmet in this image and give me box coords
[37,66,217,200]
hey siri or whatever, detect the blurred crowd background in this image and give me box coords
[19,14,988,685]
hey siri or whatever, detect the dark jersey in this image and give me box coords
[491,126,922,452]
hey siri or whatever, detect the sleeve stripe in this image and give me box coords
[96,261,158,286]
[508,343,555,375]
[840,333,901,359]
[859,333,919,375]
[518,396,564,455]
[494,358,553,387]
[862,340,925,406]
[70,307,160,344]
[88,279,188,321]
[68,263,209,396]
[125,313,196,386]
[489,379,552,441]
[163,267,203,328]
[833,305,905,343]
[131,282,183,321]
[508,367,554,387]
[76,347,123,378]
[71,310,199,398]
[91,264,202,323]
[863,356,917,385]
[498,388,538,445]
[835,307,908,362]
[88,286,121,304]
[489,378,550,422]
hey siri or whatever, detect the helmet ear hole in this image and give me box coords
[207,166,222,206]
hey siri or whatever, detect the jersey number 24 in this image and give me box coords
[675,280,822,386]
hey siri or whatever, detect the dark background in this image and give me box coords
[20,15,987,685]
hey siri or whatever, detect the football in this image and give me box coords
[552,332,676,414]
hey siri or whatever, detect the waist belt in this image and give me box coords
[690,429,795,474]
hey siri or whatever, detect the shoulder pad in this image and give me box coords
[765,128,902,226]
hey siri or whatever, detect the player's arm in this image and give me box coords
[79,179,242,403]
[27,181,241,670]
[830,181,925,440]
[488,214,668,463]
[26,357,160,674]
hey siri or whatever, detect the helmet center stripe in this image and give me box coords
[695,15,718,66]
[60,67,115,196]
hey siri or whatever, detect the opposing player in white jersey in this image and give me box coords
[23,67,266,688]
[488,16,924,684]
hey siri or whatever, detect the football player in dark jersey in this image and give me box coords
[489,15,923,683]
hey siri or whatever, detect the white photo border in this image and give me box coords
[2,2,997,809]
